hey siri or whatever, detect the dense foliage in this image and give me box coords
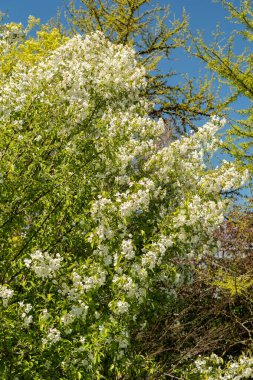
[0,22,247,378]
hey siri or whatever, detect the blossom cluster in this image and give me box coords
[0,285,14,307]
[181,353,253,379]
[24,250,63,279]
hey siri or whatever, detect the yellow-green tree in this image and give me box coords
[190,0,253,197]
[0,15,68,82]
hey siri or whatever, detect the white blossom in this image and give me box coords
[24,250,63,279]
[0,285,14,306]
[42,328,61,345]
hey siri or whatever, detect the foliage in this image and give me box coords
[67,0,223,135]
[0,22,247,378]
[213,270,253,297]
[212,211,253,297]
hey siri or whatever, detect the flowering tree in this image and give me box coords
[0,26,247,379]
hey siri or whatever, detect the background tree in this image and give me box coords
[66,0,224,136]
[0,15,68,82]
[189,0,253,198]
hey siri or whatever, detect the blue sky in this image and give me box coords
[0,0,65,25]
